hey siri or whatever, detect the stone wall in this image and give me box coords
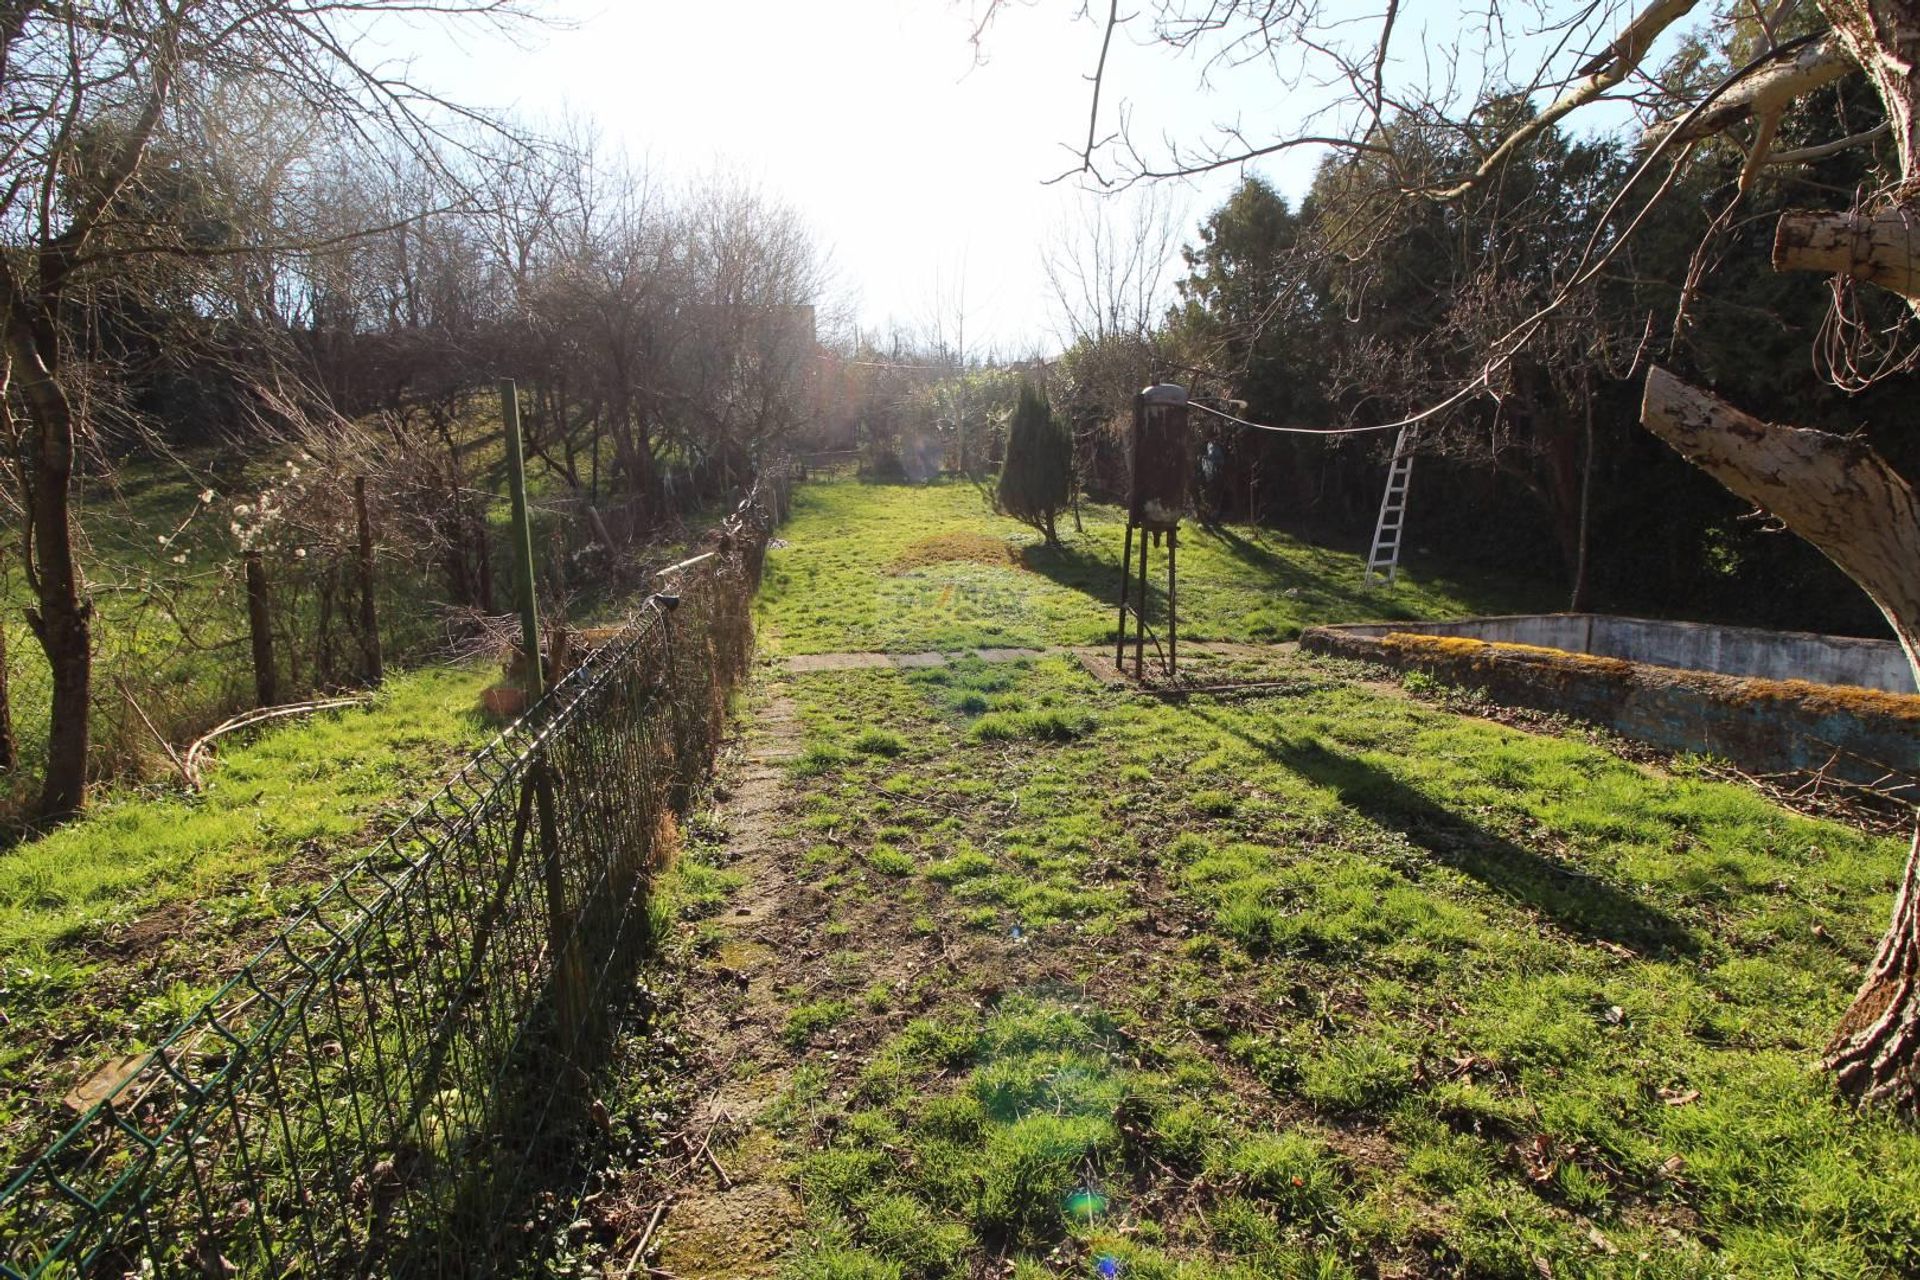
[1303,627,1919,800]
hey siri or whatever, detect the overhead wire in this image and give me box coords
[1184,31,1831,447]
[1188,399,1406,437]
[823,357,965,370]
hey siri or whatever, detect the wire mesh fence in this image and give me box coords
[0,476,788,1278]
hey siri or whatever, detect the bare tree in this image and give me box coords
[1044,190,1186,508]
[1045,188,1185,344]
[0,1,530,820]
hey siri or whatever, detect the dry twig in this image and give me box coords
[182,698,370,787]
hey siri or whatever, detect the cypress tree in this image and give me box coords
[997,381,1071,547]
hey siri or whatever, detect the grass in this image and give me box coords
[0,398,672,810]
[763,654,1919,1275]
[0,405,712,1167]
[0,453,473,800]
[0,664,496,957]
[718,481,1920,1277]
[755,479,1551,655]
[2,458,249,795]
[0,664,499,1163]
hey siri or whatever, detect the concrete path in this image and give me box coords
[649,687,807,1279]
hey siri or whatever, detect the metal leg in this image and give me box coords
[1116,523,1134,666]
[1135,529,1149,679]
[1167,527,1177,678]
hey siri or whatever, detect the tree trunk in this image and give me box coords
[245,550,278,708]
[10,326,92,819]
[1570,376,1596,613]
[1815,0,1920,195]
[1641,365,1920,1114]
[1773,207,1920,301]
[1639,368,1918,669]
[588,505,618,559]
[354,476,382,685]
[1796,3,1920,315]
[0,591,14,774]
[1828,830,1920,1112]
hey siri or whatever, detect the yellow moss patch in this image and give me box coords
[1377,632,1920,722]
[888,531,1023,574]
[1379,632,1634,675]
[1727,676,1920,724]
[1379,632,1487,658]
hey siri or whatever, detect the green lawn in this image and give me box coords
[2,459,245,796]
[756,480,1551,655]
[765,655,1917,1278]
[1,452,457,802]
[0,400,604,810]
[712,481,1919,1278]
[0,664,496,1166]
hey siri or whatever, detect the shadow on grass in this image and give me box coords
[1194,523,1424,622]
[1200,712,1698,958]
[1018,535,1134,633]
[1202,522,1297,580]
[1018,521,1428,636]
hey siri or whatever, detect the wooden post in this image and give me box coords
[1116,524,1134,666]
[245,550,277,708]
[535,752,583,1046]
[473,500,495,616]
[315,565,338,688]
[354,476,382,685]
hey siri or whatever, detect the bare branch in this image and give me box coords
[1764,119,1890,164]
[1426,0,1705,198]
[1656,31,1858,146]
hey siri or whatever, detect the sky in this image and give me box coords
[391,0,1691,356]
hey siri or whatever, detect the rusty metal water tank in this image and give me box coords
[1129,384,1191,527]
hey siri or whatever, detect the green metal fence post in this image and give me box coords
[498,379,543,702]
[498,379,583,1053]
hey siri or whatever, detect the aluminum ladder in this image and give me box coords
[1364,427,1414,588]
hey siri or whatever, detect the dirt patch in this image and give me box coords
[888,531,1025,574]
[1075,648,1128,686]
[1075,641,1306,691]
[1,831,381,1172]
[99,900,196,959]
[786,648,1041,675]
